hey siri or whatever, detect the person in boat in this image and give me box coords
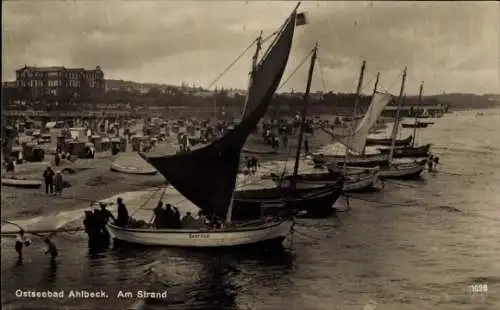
[43,166,55,195]
[211,216,222,229]
[54,171,64,196]
[153,201,165,229]
[197,211,209,226]
[43,237,58,263]
[163,204,175,228]
[245,157,252,174]
[251,156,258,174]
[15,229,31,264]
[171,206,182,228]
[181,212,199,229]
[115,197,129,227]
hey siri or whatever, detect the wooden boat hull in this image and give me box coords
[318,154,389,168]
[365,135,412,147]
[110,163,157,175]
[1,178,42,189]
[343,171,379,192]
[280,169,378,193]
[401,123,432,128]
[234,182,343,218]
[378,144,431,158]
[107,218,292,248]
[378,161,426,179]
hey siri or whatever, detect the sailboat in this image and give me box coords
[287,61,390,192]
[107,4,302,247]
[377,68,427,179]
[377,82,432,158]
[248,44,344,217]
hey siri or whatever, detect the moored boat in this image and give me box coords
[315,153,389,168]
[401,122,430,128]
[365,135,412,147]
[377,143,431,158]
[108,4,301,248]
[242,146,277,155]
[110,162,158,175]
[378,159,427,179]
[107,217,292,248]
[1,177,42,189]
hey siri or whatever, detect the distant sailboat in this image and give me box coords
[290,61,393,192]
[377,68,427,179]
[378,81,432,158]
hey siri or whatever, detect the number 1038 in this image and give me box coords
[469,284,488,294]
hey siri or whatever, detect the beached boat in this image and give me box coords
[377,143,431,158]
[378,159,426,179]
[401,120,434,128]
[1,177,42,189]
[242,146,277,155]
[108,4,301,248]
[110,162,158,175]
[324,166,380,192]
[365,135,412,147]
[378,68,428,179]
[315,153,389,167]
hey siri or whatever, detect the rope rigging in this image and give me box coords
[277,48,314,91]
[207,31,278,90]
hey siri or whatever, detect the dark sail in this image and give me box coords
[141,8,298,219]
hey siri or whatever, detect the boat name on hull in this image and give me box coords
[189,233,210,239]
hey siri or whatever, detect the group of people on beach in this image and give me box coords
[427,154,440,172]
[82,198,129,250]
[42,166,64,195]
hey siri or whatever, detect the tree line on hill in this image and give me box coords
[3,79,498,113]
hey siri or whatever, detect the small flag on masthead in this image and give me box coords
[296,12,307,26]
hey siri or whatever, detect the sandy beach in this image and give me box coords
[1,129,334,232]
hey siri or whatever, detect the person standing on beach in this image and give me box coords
[43,237,58,263]
[6,159,15,178]
[304,138,310,155]
[54,152,61,166]
[15,230,31,264]
[54,171,63,195]
[98,203,116,242]
[43,166,55,195]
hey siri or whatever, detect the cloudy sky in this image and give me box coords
[2,1,499,95]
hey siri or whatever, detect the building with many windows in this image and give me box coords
[15,65,105,103]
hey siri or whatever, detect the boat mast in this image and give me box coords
[225,33,263,225]
[388,66,407,163]
[411,81,424,147]
[343,60,366,174]
[241,32,263,117]
[361,71,379,156]
[290,44,318,190]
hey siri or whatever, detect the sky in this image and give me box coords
[2,1,499,95]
